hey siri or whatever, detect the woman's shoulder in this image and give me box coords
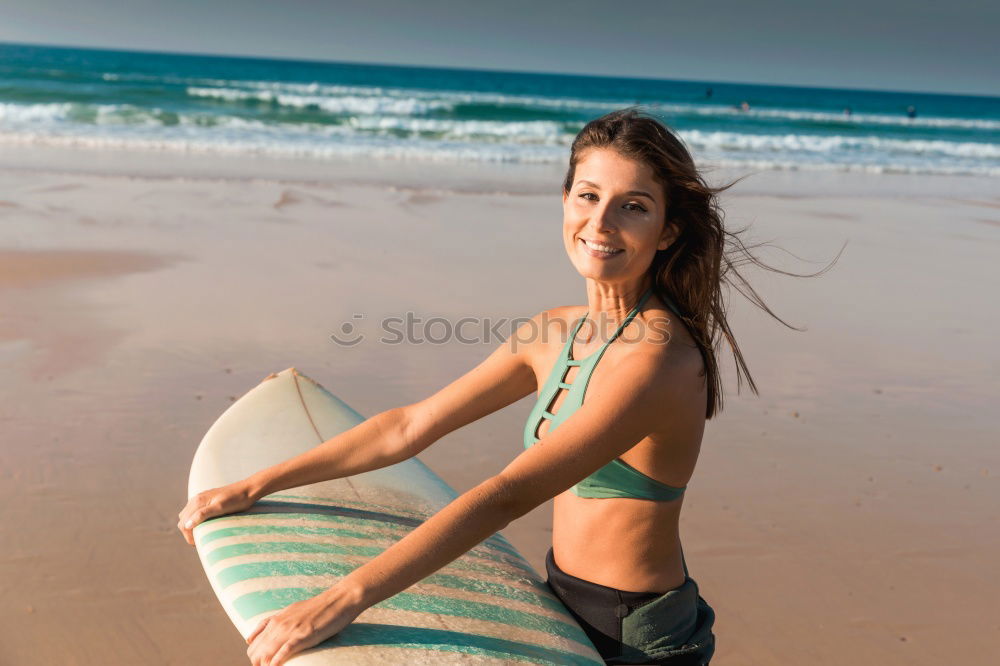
[508,304,586,359]
[518,304,587,331]
[537,303,588,340]
[540,303,588,322]
[635,300,705,382]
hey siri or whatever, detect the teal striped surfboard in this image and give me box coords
[187,367,603,665]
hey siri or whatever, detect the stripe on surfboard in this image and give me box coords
[197,522,535,576]
[257,497,520,556]
[201,534,537,583]
[203,541,550,596]
[267,493,428,518]
[232,586,594,651]
[213,557,565,614]
[265,622,603,666]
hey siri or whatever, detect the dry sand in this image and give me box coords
[0,148,997,665]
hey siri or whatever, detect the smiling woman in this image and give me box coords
[527,108,836,664]
[561,108,771,420]
[179,107,833,666]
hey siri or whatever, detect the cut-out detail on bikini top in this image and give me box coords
[522,287,687,501]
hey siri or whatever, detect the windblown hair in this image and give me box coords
[563,107,838,419]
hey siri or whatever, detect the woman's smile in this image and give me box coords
[579,237,625,259]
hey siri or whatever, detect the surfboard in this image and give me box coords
[187,366,603,665]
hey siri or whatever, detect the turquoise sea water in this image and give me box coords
[1,43,998,176]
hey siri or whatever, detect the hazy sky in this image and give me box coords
[1,0,997,96]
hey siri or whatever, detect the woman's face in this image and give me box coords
[562,147,676,285]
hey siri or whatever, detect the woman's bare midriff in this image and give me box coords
[552,489,687,593]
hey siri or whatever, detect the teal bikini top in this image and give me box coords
[523,286,687,501]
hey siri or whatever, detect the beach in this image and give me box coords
[1,144,997,665]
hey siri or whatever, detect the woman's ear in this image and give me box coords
[658,220,679,251]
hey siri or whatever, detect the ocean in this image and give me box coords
[1,42,998,177]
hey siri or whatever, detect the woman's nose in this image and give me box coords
[587,203,616,232]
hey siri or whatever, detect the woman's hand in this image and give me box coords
[245,584,365,666]
[177,480,260,545]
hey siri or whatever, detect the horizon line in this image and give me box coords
[1,39,995,101]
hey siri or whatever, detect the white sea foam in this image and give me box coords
[1,125,996,177]
[76,66,1000,134]
[179,81,1000,131]
[1,96,997,177]
[7,100,993,159]
[679,129,1000,160]
[186,87,455,115]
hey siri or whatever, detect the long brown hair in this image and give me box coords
[563,107,839,419]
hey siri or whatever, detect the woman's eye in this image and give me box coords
[577,193,645,212]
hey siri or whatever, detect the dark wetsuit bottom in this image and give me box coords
[544,547,715,665]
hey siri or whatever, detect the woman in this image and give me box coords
[178,108,784,665]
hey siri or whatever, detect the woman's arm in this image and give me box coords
[246,342,699,664]
[243,405,413,499]
[246,311,542,500]
[180,403,421,545]
[181,312,544,549]
[339,349,692,607]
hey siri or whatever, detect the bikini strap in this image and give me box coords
[661,293,684,320]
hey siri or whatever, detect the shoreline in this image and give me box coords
[2,143,998,200]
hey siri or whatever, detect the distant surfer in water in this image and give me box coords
[179,107,827,665]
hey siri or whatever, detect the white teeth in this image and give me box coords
[582,239,621,253]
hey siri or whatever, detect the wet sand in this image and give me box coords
[0,151,997,665]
